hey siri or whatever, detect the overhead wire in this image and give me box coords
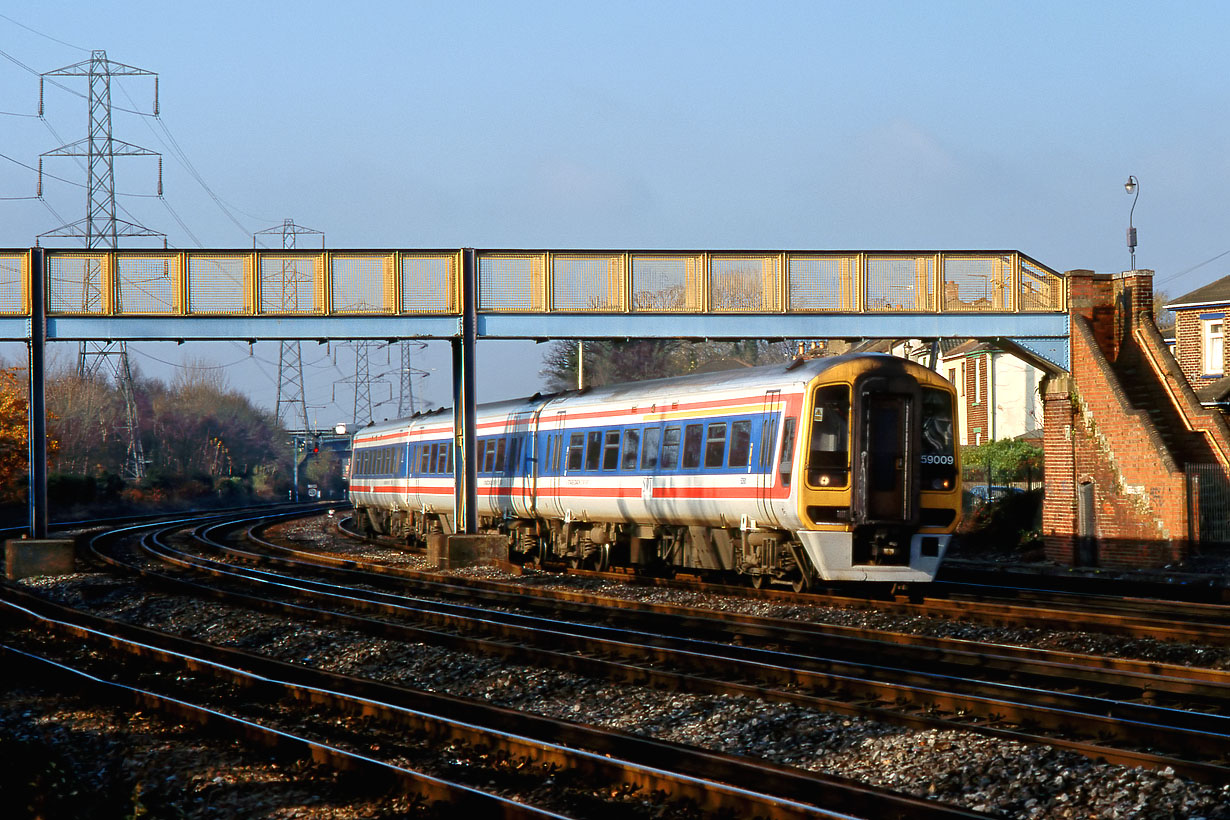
[0,12,89,53]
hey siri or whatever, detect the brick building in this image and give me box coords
[1164,276,1230,409]
[1042,270,1230,567]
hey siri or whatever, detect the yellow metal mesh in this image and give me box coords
[332,254,395,313]
[787,255,856,311]
[1020,258,1061,311]
[551,254,624,311]
[48,253,108,314]
[710,256,780,312]
[0,254,26,314]
[478,254,546,311]
[115,254,179,314]
[258,255,318,314]
[630,255,702,311]
[188,255,250,314]
[942,256,1011,311]
[866,256,934,311]
[401,254,457,313]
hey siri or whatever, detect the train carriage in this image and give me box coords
[350,353,960,589]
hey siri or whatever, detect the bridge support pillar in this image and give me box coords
[1040,374,1078,564]
[27,247,47,540]
[452,248,478,534]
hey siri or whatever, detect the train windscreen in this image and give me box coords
[920,387,957,490]
[808,385,850,487]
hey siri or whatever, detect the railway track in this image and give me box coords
[93,513,1230,783]
[7,508,1230,816]
[336,513,1230,644]
[0,510,989,819]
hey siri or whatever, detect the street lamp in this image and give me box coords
[1124,175,1139,270]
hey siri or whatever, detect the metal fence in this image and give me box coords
[0,249,1066,318]
[1188,463,1230,545]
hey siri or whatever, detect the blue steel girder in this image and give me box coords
[0,312,1071,369]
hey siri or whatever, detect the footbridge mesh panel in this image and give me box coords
[116,254,179,313]
[23,248,1064,318]
[188,256,249,314]
[0,253,27,314]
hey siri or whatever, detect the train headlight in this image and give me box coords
[819,475,831,487]
[931,478,951,490]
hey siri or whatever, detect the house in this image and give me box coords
[861,338,1043,446]
[1164,276,1230,409]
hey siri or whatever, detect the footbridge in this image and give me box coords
[0,247,1074,541]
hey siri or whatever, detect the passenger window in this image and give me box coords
[494,438,507,473]
[779,418,797,488]
[436,443,449,474]
[641,427,661,470]
[683,424,703,469]
[420,446,430,474]
[585,431,603,471]
[729,420,751,467]
[567,433,584,471]
[507,437,521,474]
[543,437,555,475]
[760,418,778,469]
[660,426,681,469]
[622,429,640,470]
[553,435,563,473]
[704,423,727,468]
[602,431,621,470]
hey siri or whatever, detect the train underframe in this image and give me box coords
[355,504,919,592]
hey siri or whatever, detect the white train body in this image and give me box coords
[350,354,961,586]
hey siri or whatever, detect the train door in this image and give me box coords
[543,410,568,520]
[755,389,781,524]
[859,392,914,522]
[507,411,535,519]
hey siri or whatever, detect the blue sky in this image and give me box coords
[2,1,1229,422]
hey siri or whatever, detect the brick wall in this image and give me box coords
[1042,270,1191,568]
[1173,307,1228,387]
[965,353,989,444]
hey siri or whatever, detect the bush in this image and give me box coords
[957,488,1044,556]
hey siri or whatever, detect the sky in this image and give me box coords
[2,1,1230,426]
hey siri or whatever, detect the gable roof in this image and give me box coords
[1196,375,1230,404]
[1166,274,1230,310]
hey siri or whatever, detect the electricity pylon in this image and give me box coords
[254,219,323,431]
[39,50,164,480]
[397,340,427,416]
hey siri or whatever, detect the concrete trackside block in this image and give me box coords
[6,539,76,580]
[430,534,508,569]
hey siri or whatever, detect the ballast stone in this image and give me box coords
[5,538,75,580]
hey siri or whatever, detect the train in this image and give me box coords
[349,353,961,589]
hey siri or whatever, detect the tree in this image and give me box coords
[540,339,795,391]
[962,437,1043,484]
[0,368,30,502]
[1154,289,1175,332]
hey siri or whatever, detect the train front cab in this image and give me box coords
[792,360,959,583]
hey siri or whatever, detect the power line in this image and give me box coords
[1154,248,1230,289]
[0,12,89,52]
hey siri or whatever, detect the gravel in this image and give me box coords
[4,515,1230,819]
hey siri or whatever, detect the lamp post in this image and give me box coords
[1124,175,1140,270]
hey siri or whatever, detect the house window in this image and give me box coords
[1204,318,1224,376]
